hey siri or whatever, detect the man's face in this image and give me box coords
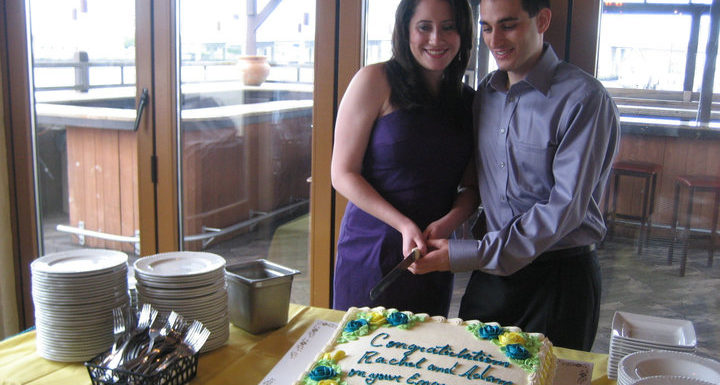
[479,0,550,85]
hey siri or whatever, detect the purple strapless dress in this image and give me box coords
[333,105,472,317]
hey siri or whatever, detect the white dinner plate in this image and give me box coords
[134,251,225,277]
[31,249,128,276]
[619,350,720,384]
[136,280,225,299]
[142,294,227,315]
[134,270,223,286]
[611,311,696,348]
[31,270,127,288]
[613,337,696,352]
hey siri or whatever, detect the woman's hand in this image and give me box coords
[400,221,427,257]
[423,218,456,240]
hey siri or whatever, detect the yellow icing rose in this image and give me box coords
[318,381,338,385]
[368,312,387,326]
[498,332,526,346]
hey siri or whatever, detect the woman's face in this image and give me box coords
[408,0,461,82]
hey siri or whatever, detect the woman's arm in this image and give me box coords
[330,63,426,255]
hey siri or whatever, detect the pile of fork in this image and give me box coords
[97,303,210,380]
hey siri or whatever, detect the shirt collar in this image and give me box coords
[488,43,560,96]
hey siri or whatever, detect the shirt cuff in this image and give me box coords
[448,239,479,273]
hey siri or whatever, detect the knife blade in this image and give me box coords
[369,248,421,301]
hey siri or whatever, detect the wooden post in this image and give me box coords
[73,51,89,93]
[697,0,720,124]
[246,0,282,55]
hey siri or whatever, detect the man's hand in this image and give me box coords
[409,238,451,274]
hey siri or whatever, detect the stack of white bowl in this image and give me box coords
[618,350,720,385]
[133,251,229,352]
[608,311,697,379]
[31,249,130,362]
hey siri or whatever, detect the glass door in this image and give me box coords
[3,0,159,326]
[27,0,141,256]
[176,0,315,305]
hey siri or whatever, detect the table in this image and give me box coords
[0,305,616,384]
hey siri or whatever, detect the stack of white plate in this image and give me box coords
[31,249,129,362]
[134,251,229,352]
[618,350,720,385]
[608,311,697,379]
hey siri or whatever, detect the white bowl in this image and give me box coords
[620,350,720,384]
[631,375,714,385]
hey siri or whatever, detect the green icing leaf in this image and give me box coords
[466,323,544,374]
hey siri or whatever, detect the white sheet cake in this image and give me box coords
[295,306,557,385]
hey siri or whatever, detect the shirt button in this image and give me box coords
[508,96,515,103]
[499,162,505,168]
[499,128,506,134]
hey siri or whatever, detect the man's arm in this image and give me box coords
[414,88,620,276]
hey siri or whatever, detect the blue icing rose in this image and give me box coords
[308,365,337,381]
[344,319,368,333]
[478,324,505,339]
[386,312,409,326]
[505,343,531,360]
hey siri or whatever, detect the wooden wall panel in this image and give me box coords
[119,131,138,253]
[66,127,137,253]
[612,134,720,235]
[98,130,120,251]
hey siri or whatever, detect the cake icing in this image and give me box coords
[296,307,556,385]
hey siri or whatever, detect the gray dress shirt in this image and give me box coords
[449,44,620,276]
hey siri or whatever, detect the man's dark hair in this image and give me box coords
[384,0,474,116]
[521,0,551,17]
[478,0,551,18]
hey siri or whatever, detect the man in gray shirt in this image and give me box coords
[411,0,620,351]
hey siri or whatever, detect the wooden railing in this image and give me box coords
[33,54,312,92]
[608,88,720,122]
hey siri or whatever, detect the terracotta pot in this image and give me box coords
[238,55,271,86]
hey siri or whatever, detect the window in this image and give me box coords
[597,1,719,125]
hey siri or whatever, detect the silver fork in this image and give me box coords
[101,307,128,366]
[146,320,209,374]
[122,312,169,372]
[122,305,159,366]
[111,308,126,347]
[106,304,154,369]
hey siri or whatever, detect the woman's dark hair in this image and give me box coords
[385,0,474,115]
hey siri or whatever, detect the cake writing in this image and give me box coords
[346,332,515,384]
[369,332,511,367]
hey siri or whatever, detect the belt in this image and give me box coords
[535,244,596,262]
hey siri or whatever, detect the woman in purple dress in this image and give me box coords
[331,0,476,316]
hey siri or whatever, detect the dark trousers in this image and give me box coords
[458,247,601,351]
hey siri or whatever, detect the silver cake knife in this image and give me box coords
[369,248,421,301]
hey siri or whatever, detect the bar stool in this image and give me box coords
[667,175,720,276]
[603,160,662,254]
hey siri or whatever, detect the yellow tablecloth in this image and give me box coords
[0,304,616,384]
